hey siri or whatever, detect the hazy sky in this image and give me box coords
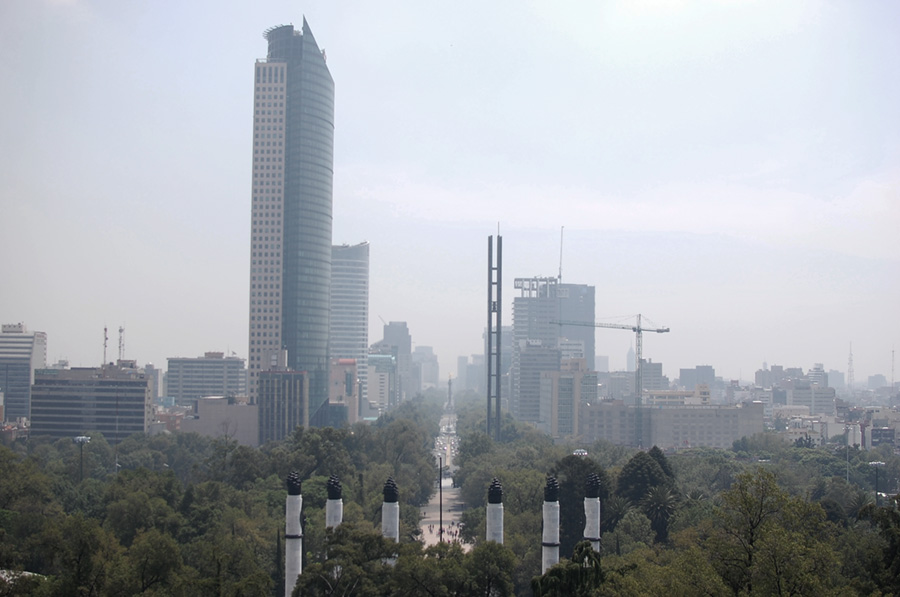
[1,0,898,384]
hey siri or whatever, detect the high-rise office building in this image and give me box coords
[0,323,47,422]
[509,278,594,425]
[258,370,309,444]
[412,346,440,391]
[247,19,335,425]
[378,322,412,402]
[330,242,369,400]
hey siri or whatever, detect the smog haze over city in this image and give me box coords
[1,0,898,384]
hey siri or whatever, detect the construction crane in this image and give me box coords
[553,314,669,447]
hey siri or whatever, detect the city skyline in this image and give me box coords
[1,1,898,384]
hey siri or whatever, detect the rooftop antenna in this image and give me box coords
[118,326,125,361]
[103,326,108,364]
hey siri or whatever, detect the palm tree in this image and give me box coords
[601,495,631,533]
[642,485,679,543]
[848,489,874,520]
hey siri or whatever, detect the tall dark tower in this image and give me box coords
[487,236,502,441]
[248,18,334,425]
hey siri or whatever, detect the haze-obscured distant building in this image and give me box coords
[580,399,763,449]
[869,374,888,390]
[808,363,827,387]
[515,340,561,424]
[30,361,151,442]
[368,352,398,409]
[640,359,668,392]
[330,242,369,401]
[511,277,594,426]
[679,365,715,390]
[540,358,597,438]
[412,346,439,391]
[605,371,633,400]
[0,323,47,422]
[144,363,161,400]
[789,380,836,416]
[375,322,412,401]
[165,352,247,405]
[828,369,846,391]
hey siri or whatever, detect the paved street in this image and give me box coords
[419,412,468,548]
[420,477,466,547]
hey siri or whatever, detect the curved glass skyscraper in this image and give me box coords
[248,18,334,425]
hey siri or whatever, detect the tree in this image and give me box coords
[550,455,611,557]
[125,527,183,594]
[706,468,844,595]
[601,509,653,556]
[860,494,900,594]
[463,541,517,597]
[615,451,669,505]
[45,513,125,597]
[392,541,469,596]
[600,495,631,533]
[455,431,494,470]
[647,446,674,480]
[641,485,678,543]
[292,522,397,596]
[532,540,604,597]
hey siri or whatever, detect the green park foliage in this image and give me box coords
[1,391,899,596]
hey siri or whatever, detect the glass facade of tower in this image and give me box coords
[248,19,334,422]
[330,242,369,401]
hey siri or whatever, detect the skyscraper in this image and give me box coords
[0,323,47,422]
[509,278,595,425]
[330,242,369,400]
[248,19,334,425]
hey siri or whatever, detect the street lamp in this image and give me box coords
[438,455,443,543]
[73,436,90,482]
[869,461,886,507]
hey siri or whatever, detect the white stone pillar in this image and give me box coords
[381,477,400,542]
[542,476,560,574]
[583,472,602,552]
[325,475,343,529]
[486,477,504,544]
[285,472,303,597]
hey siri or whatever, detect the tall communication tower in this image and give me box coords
[118,326,125,361]
[486,235,502,442]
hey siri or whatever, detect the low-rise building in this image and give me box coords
[165,352,247,406]
[329,358,359,425]
[580,399,764,449]
[181,397,259,446]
